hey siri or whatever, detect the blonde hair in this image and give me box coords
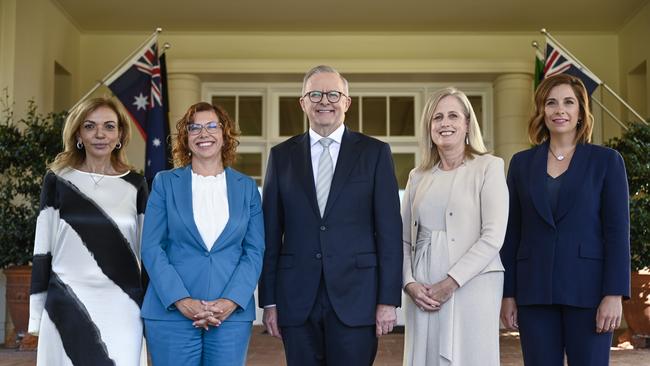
[49,97,133,173]
[417,87,487,171]
[528,74,593,145]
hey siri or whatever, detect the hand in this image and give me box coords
[175,298,208,329]
[375,304,397,337]
[404,282,441,312]
[500,297,518,330]
[263,307,282,338]
[427,276,459,305]
[596,295,622,333]
[193,299,237,328]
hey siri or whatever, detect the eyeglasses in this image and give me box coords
[186,121,223,135]
[303,90,348,104]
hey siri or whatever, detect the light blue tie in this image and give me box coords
[316,138,334,217]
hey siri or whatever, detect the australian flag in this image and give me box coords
[544,37,602,95]
[106,37,170,184]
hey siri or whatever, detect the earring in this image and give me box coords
[115,141,122,150]
[465,133,469,145]
[76,140,83,149]
[577,119,582,127]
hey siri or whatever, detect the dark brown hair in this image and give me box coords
[172,102,240,167]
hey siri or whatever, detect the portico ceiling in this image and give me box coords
[54,0,649,33]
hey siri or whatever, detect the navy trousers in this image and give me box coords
[518,304,613,366]
[280,281,377,366]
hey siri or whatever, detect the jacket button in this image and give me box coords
[204,252,210,256]
[449,212,453,216]
[315,253,322,259]
[414,221,418,227]
[320,225,326,231]
[451,238,455,242]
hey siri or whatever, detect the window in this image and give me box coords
[211,94,263,136]
[204,82,492,189]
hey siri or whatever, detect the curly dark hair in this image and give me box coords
[172,102,240,167]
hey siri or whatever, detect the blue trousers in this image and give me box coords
[144,319,252,366]
[518,304,613,366]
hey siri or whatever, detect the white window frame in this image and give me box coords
[203,81,494,185]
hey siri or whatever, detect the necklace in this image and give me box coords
[84,163,108,187]
[549,146,574,161]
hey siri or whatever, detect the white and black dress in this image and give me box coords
[28,168,148,366]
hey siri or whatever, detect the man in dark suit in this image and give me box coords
[259,65,403,365]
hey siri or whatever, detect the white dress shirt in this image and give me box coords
[191,170,229,251]
[309,123,345,184]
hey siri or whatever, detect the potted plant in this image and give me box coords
[0,94,65,348]
[606,121,650,348]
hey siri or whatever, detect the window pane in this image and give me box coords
[468,96,483,132]
[212,96,236,121]
[389,97,415,136]
[232,153,262,182]
[238,96,263,136]
[345,96,359,131]
[362,97,387,136]
[279,97,304,136]
[392,153,415,190]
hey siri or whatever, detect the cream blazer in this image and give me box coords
[402,154,509,287]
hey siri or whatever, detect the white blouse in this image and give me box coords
[191,170,229,251]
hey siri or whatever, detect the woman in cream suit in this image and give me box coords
[402,87,509,366]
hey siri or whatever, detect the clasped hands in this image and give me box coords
[405,276,459,312]
[175,298,238,330]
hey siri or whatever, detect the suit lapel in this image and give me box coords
[171,166,206,248]
[555,143,591,222]
[529,142,556,228]
[323,128,361,218]
[290,133,320,218]
[210,167,243,251]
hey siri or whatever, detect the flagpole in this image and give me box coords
[532,41,629,130]
[69,28,163,112]
[541,28,647,125]
[161,42,171,55]
[592,97,629,131]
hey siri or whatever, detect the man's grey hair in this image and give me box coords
[301,65,349,95]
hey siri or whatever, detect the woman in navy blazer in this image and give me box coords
[500,74,630,366]
[141,102,264,366]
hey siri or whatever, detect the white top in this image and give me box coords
[309,123,345,185]
[191,170,229,251]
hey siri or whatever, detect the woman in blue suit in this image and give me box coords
[500,74,630,366]
[141,102,264,366]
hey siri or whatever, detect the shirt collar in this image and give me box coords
[309,123,345,147]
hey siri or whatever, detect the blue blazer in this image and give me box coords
[258,128,403,327]
[141,166,264,321]
[501,142,630,308]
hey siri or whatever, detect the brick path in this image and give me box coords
[2,327,649,365]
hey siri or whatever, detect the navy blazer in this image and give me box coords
[258,128,403,327]
[141,166,264,321]
[501,142,630,308]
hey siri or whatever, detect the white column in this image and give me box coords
[167,73,201,128]
[493,73,534,169]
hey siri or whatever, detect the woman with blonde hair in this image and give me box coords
[402,87,508,365]
[28,96,148,365]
